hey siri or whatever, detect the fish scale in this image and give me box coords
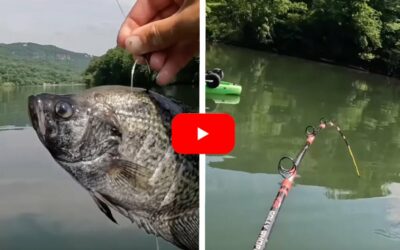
[28,85,199,250]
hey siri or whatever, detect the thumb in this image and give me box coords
[124,14,196,56]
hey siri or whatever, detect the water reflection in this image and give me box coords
[207,44,400,199]
[0,85,86,126]
[374,183,400,241]
[206,94,241,112]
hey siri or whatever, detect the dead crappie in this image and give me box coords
[28,85,199,250]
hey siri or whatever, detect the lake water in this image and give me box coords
[206,45,400,250]
[0,84,198,250]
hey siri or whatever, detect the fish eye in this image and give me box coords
[55,101,73,119]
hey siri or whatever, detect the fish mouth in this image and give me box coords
[28,95,49,143]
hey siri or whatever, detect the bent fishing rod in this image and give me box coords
[253,118,361,250]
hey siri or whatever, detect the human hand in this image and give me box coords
[117,0,199,85]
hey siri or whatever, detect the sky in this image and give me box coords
[0,0,136,56]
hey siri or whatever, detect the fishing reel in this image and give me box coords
[278,156,297,179]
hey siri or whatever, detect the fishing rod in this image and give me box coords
[253,118,361,250]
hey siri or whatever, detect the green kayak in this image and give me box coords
[206,81,242,95]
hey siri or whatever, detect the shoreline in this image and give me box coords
[0,83,86,88]
[210,41,399,81]
[41,83,86,87]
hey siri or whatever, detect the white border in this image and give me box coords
[199,0,206,248]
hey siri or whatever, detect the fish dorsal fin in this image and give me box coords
[106,159,153,191]
[148,91,183,117]
[90,191,117,224]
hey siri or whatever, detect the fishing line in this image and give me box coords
[253,118,361,250]
[113,0,151,90]
[114,0,126,17]
[327,121,361,177]
[155,236,160,250]
[113,1,157,246]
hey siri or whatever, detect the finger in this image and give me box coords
[150,52,167,71]
[142,3,179,41]
[156,42,198,85]
[153,4,179,21]
[124,12,198,56]
[174,0,184,5]
[117,0,176,48]
[128,0,174,26]
[124,14,179,55]
[118,17,140,48]
[124,4,178,47]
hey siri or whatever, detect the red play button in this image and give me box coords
[172,113,235,154]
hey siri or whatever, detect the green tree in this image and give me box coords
[83,47,199,86]
[207,0,400,78]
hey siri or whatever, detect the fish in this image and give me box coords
[28,85,199,250]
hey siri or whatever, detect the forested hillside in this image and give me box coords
[0,43,92,85]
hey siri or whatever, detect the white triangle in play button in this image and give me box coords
[197,127,208,141]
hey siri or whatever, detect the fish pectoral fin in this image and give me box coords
[90,191,118,224]
[107,159,152,190]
